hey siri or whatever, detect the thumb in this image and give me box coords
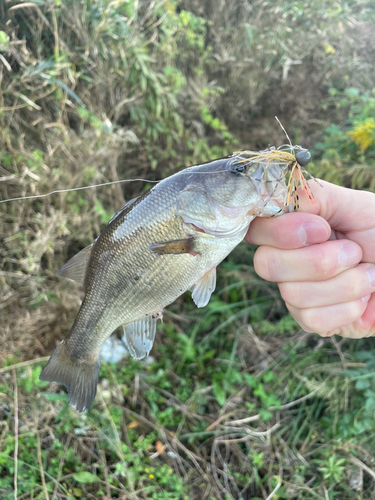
[245,210,331,249]
[245,179,336,249]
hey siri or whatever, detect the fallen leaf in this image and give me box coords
[127,420,139,429]
[156,440,164,455]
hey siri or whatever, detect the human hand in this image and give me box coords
[246,180,375,338]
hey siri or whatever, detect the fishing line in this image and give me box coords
[0,160,295,205]
[0,178,158,204]
[0,170,231,204]
[1,116,317,206]
[275,116,293,148]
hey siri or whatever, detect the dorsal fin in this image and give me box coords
[58,244,93,284]
[108,196,139,224]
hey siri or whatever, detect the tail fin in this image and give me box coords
[40,341,100,412]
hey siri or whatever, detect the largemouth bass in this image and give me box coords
[40,149,305,411]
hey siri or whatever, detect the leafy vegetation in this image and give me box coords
[312,87,375,189]
[1,0,375,499]
[3,309,375,498]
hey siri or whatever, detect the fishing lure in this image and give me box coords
[228,144,319,213]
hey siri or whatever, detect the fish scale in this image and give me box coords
[40,154,290,411]
[79,186,239,350]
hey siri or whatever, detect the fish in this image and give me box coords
[40,148,308,412]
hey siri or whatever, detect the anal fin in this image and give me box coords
[191,267,217,308]
[122,314,161,360]
[148,237,197,256]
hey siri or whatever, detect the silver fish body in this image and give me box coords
[40,154,288,411]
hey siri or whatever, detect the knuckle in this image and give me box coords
[353,298,366,319]
[285,303,315,333]
[299,300,366,335]
[298,310,315,331]
[252,250,264,277]
[254,248,279,281]
[279,282,302,307]
[312,246,337,276]
[299,308,323,333]
[350,280,366,300]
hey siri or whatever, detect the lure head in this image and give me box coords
[295,147,311,167]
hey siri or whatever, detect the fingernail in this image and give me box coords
[362,294,371,303]
[338,243,361,267]
[297,220,329,245]
[366,265,375,287]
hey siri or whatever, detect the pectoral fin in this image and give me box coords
[148,237,197,256]
[122,315,159,360]
[191,267,217,308]
[58,244,93,284]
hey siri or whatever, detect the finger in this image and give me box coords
[359,291,375,333]
[326,293,375,338]
[279,263,375,308]
[246,212,331,249]
[297,180,375,262]
[286,296,370,334]
[253,239,363,282]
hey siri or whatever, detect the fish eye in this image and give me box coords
[229,162,246,175]
[295,149,311,167]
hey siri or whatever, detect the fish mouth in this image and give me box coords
[248,182,288,216]
[248,196,287,217]
[249,162,288,215]
[260,192,288,212]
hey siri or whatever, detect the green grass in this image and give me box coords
[2,263,375,499]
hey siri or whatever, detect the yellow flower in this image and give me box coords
[347,119,375,152]
[149,474,154,479]
[323,42,336,54]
